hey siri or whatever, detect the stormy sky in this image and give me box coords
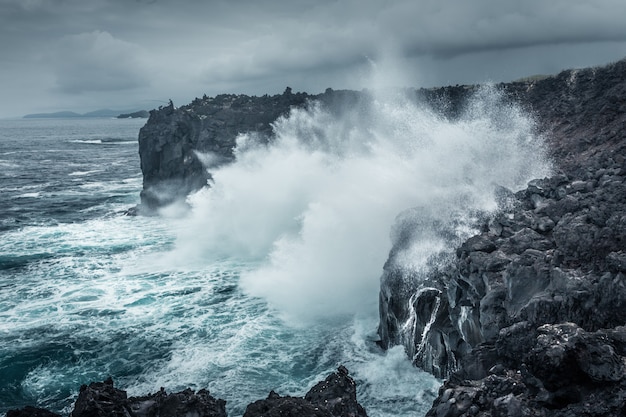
[1,0,626,117]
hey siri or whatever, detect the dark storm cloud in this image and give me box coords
[1,0,626,116]
[50,31,148,94]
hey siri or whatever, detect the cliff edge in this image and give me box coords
[137,88,368,211]
[138,90,308,210]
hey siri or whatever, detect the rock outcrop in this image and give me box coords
[137,91,305,209]
[7,367,366,417]
[137,87,373,211]
[243,366,367,417]
[378,59,626,415]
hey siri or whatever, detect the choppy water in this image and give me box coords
[0,117,442,417]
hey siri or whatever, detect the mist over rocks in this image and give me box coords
[136,59,626,213]
[378,58,626,416]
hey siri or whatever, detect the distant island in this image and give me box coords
[23,109,149,119]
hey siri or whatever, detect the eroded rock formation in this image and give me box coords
[378,59,626,415]
[136,88,366,211]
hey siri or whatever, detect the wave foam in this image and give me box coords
[173,87,551,322]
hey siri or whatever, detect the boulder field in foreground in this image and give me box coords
[7,367,367,417]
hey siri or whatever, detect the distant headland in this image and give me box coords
[23,109,149,119]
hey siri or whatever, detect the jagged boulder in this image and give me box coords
[243,366,367,417]
[67,378,227,417]
[70,378,129,417]
[427,325,626,416]
[304,365,367,417]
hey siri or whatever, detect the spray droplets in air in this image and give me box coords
[174,86,551,322]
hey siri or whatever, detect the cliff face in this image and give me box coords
[137,88,366,210]
[137,90,312,209]
[379,59,626,416]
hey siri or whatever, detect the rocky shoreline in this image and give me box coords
[379,59,626,416]
[11,58,626,416]
[7,367,367,417]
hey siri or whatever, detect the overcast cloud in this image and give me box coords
[1,0,626,117]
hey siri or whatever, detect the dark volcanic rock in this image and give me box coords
[244,366,367,417]
[244,391,333,417]
[377,58,626,416]
[8,368,367,417]
[384,166,626,414]
[70,378,128,417]
[137,88,366,211]
[304,365,367,417]
[68,378,226,417]
[427,325,626,417]
[7,407,62,417]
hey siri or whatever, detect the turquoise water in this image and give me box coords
[0,117,440,416]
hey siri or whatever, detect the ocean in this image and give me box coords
[0,116,441,417]
[0,89,551,417]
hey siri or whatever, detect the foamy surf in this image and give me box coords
[0,86,552,417]
[174,86,551,323]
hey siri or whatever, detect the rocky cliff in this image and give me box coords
[137,88,366,210]
[379,59,626,416]
[136,84,502,212]
[130,58,626,416]
[138,90,302,209]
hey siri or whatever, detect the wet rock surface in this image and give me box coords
[244,366,367,417]
[69,377,227,417]
[379,58,626,415]
[7,367,366,417]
